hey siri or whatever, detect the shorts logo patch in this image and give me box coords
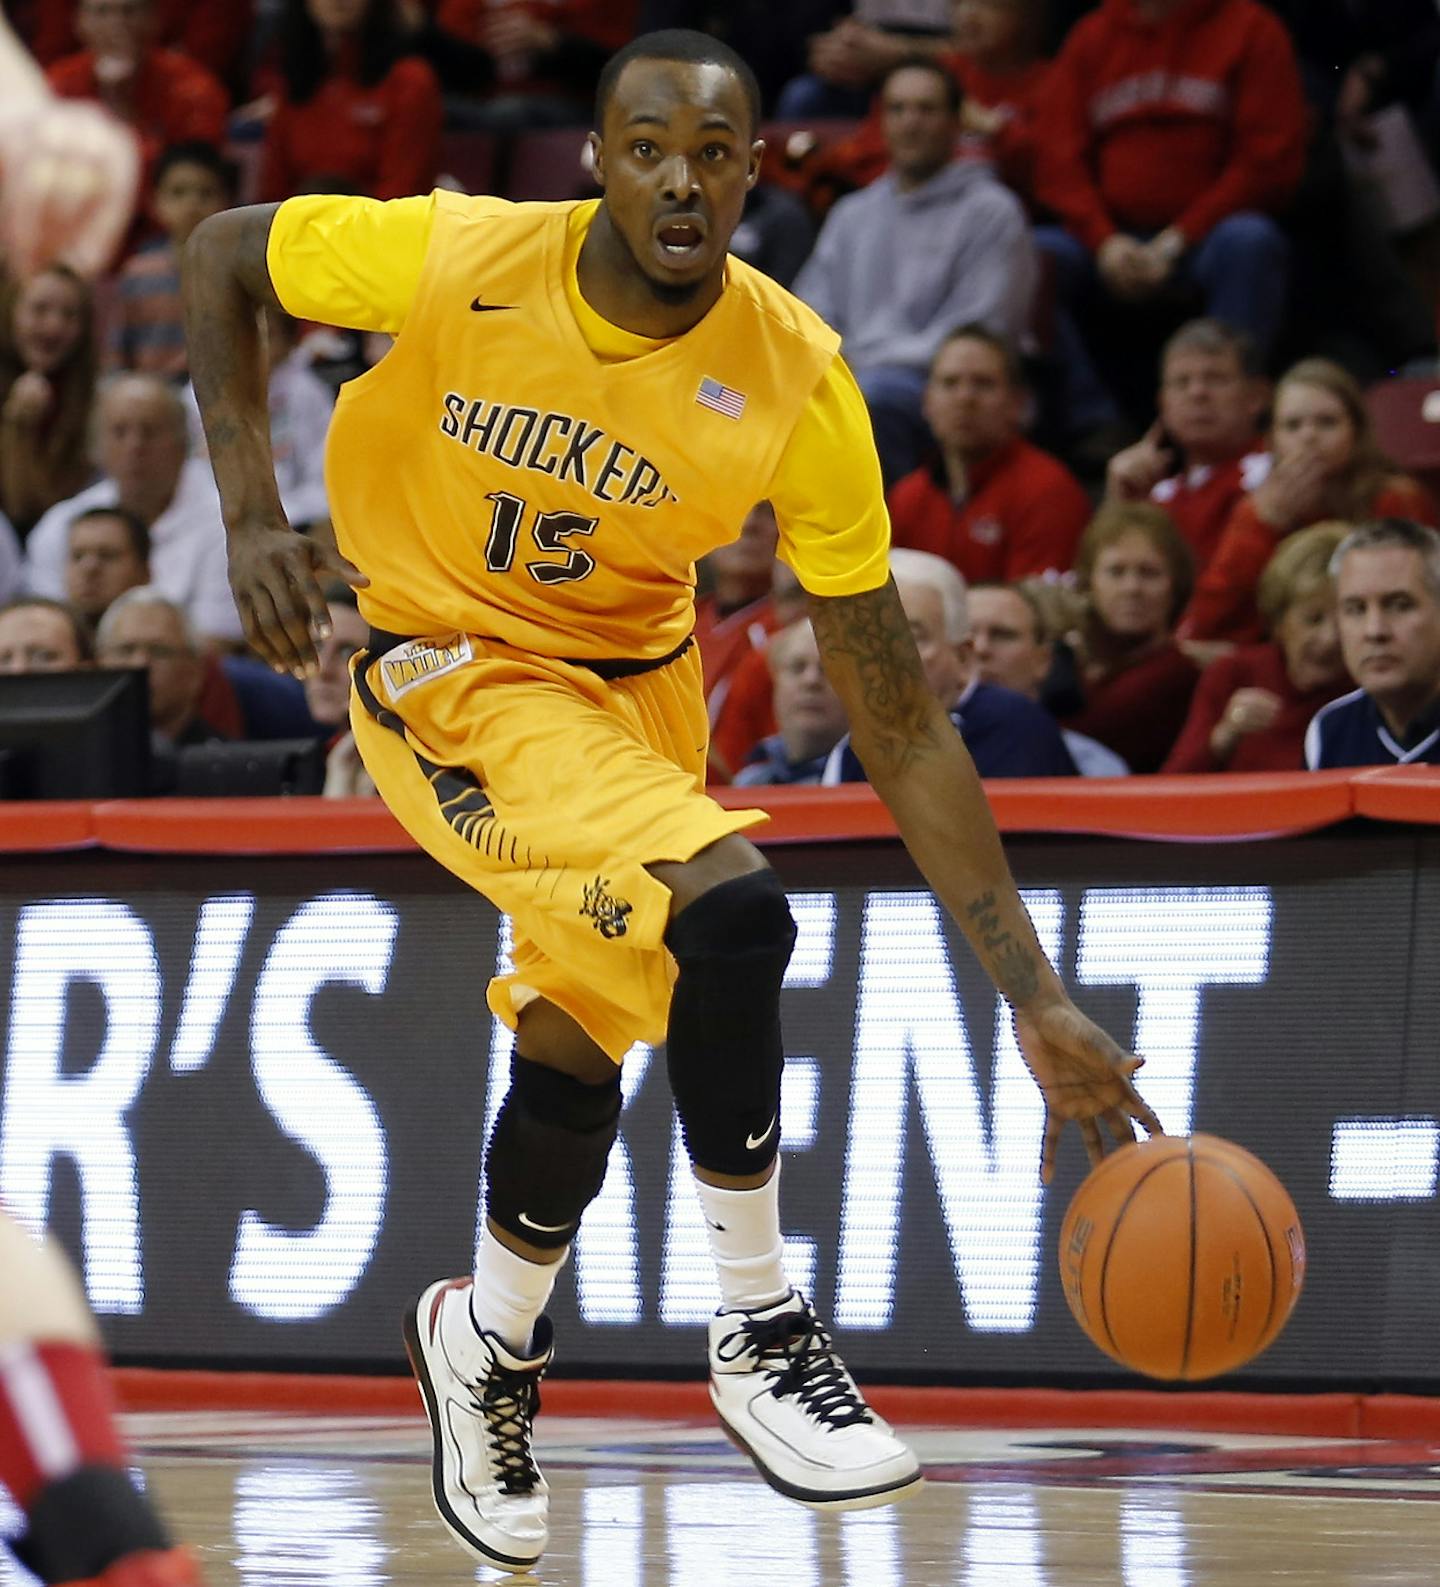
[380,634,473,702]
[581,875,632,939]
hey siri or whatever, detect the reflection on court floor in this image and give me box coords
[4,1414,1439,1586]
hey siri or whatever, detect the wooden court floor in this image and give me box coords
[4,1410,1436,1587]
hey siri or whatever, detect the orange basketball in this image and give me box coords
[1058,1134,1306,1381]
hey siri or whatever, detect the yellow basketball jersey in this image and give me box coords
[325,192,840,660]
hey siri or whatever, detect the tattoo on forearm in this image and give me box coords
[966,889,1041,1004]
[810,580,946,777]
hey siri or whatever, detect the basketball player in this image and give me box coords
[0,32,199,1587]
[183,29,1162,1573]
[0,1215,200,1586]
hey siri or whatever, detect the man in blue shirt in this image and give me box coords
[1306,519,1440,769]
[823,549,1078,783]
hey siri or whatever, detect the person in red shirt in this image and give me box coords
[46,0,228,203]
[889,324,1091,582]
[1183,358,1440,643]
[1033,0,1306,437]
[1063,500,1201,771]
[1165,521,1350,772]
[1105,318,1268,575]
[29,0,253,87]
[256,0,441,204]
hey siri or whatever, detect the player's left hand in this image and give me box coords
[1014,999,1164,1184]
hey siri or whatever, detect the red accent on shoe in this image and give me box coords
[428,1277,472,1344]
[58,1545,204,1587]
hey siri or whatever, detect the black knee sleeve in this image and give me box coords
[665,868,796,1177]
[485,1054,622,1251]
[10,1465,170,1585]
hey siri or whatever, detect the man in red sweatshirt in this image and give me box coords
[47,0,228,209]
[1033,0,1306,437]
[889,324,1092,581]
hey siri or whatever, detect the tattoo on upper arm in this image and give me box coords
[809,579,947,777]
[966,889,1041,1005]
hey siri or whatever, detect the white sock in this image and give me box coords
[694,1162,790,1312]
[470,1224,566,1356]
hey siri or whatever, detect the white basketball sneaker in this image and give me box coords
[709,1290,923,1509]
[403,1276,551,1573]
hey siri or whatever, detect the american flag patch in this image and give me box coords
[696,376,747,420]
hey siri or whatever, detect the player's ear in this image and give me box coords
[746,139,765,190]
[586,132,606,188]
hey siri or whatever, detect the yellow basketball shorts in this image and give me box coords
[350,631,766,1061]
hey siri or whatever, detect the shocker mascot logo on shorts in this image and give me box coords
[581,876,632,939]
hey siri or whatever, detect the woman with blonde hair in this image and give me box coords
[0,262,98,537]
[1183,358,1438,642]
[1164,522,1350,772]
[1062,501,1200,772]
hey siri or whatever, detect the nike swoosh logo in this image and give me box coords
[518,1212,573,1234]
[470,297,515,312]
[745,1115,778,1151]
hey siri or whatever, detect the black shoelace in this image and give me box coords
[725,1306,874,1431]
[474,1371,543,1495]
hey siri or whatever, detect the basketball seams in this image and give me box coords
[1193,1147,1281,1353]
[1179,1142,1196,1380]
[1095,1156,1181,1364]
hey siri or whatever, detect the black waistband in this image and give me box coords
[365,628,694,682]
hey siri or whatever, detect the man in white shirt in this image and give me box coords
[24,373,240,643]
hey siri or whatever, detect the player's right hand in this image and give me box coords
[227,520,368,677]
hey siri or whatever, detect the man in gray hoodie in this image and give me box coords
[794,56,1037,486]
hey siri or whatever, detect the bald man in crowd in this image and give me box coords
[24,373,239,642]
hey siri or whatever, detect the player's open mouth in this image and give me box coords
[654,216,706,259]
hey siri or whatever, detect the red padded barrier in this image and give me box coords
[2,767,1435,855]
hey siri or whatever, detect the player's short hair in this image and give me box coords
[932,322,1024,387]
[322,580,361,609]
[1161,318,1261,380]
[96,585,197,655]
[880,55,963,114]
[889,547,970,643]
[0,597,95,662]
[68,505,151,566]
[1074,502,1195,627]
[153,140,239,201]
[1330,518,1440,603]
[1256,521,1346,632]
[595,30,763,138]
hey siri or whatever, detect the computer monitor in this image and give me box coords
[0,668,151,799]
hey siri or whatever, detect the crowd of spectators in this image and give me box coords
[2,0,1440,798]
